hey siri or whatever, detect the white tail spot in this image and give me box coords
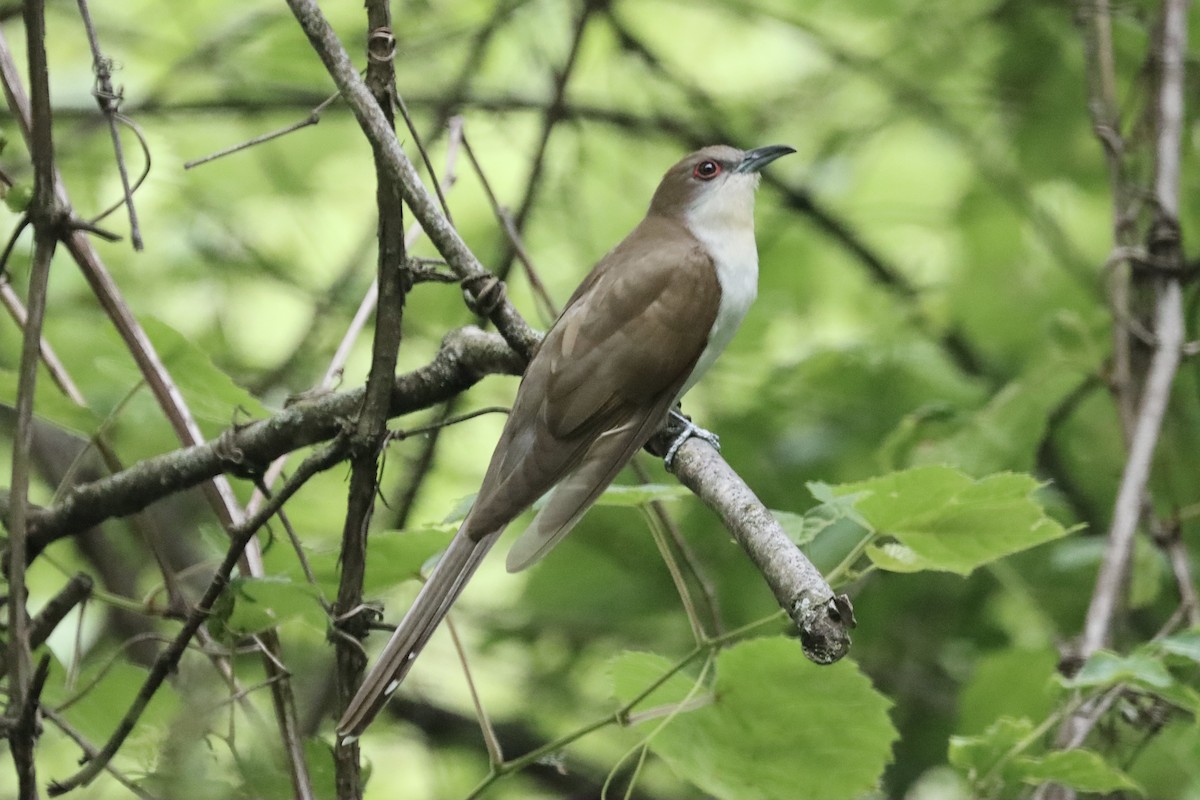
[385,679,400,695]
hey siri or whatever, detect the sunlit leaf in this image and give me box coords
[611,639,895,800]
[830,466,1067,575]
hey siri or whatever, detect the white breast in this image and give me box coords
[680,186,759,397]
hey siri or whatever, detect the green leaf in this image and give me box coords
[362,526,455,593]
[1012,750,1142,794]
[863,542,925,572]
[1064,650,1174,690]
[5,181,31,212]
[952,718,1142,795]
[217,576,321,636]
[1064,648,1200,714]
[610,639,896,800]
[441,494,476,524]
[781,482,874,547]
[101,316,271,428]
[592,483,691,506]
[0,369,102,437]
[831,466,1067,575]
[1159,628,1200,664]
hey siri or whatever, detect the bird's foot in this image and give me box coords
[662,410,720,471]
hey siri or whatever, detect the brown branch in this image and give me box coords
[661,437,854,664]
[0,30,318,792]
[489,1,596,285]
[12,327,524,562]
[7,0,61,734]
[283,0,538,360]
[11,655,51,800]
[39,706,160,800]
[1079,0,1189,661]
[75,0,142,249]
[332,3,408,796]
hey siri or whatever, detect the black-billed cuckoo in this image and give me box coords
[338,143,795,740]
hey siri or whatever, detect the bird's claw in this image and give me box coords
[663,412,720,471]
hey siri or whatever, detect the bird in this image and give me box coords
[337,143,795,740]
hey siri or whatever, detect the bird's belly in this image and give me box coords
[679,251,758,398]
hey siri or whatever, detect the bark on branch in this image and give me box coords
[9,327,524,563]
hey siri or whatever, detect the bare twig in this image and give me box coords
[283,0,538,358]
[459,126,556,324]
[331,3,408,794]
[183,90,341,169]
[12,655,52,800]
[8,0,61,728]
[488,1,595,292]
[0,32,314,794]
[40,706,160,800]
[1079,0,1189,662]
[47,438,350,795]
[75,0,143,249]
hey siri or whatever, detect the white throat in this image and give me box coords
[679,175,759,396]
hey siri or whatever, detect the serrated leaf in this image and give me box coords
[610,639,895,800]
[1012,750,1142,794]
[831,466,1066,575]
[593,483,691,507]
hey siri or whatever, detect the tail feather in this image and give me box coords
[336,529,499,740]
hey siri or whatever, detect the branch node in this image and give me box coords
[366,27,396,64]
[461,272,507,316]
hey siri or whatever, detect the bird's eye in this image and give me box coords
[693,160,721,180]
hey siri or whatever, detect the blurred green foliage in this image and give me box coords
[1,0,1198,798]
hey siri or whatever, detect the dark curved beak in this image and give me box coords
[734,144,796,174]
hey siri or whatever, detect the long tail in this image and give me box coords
[336,528,499,741]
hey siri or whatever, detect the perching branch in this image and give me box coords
[665,437,854,663]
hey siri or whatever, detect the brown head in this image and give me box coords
[647,144,796,228]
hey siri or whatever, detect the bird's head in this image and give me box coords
[648,144,795,231]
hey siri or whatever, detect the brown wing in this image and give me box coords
[462,215,720,551]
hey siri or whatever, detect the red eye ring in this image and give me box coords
[693,160,721,180]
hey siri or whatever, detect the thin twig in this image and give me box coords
[40,705,160,800]
[446,615,504,765]
[8,0,60,724]
[0,32,315,794]
[488,1,595,288]
[283,0,538,358]
[76,0,144,249]
[48,438,349,795]
[183,90,341,169]
[1079,0,1189,661]
[459,126,556,324]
